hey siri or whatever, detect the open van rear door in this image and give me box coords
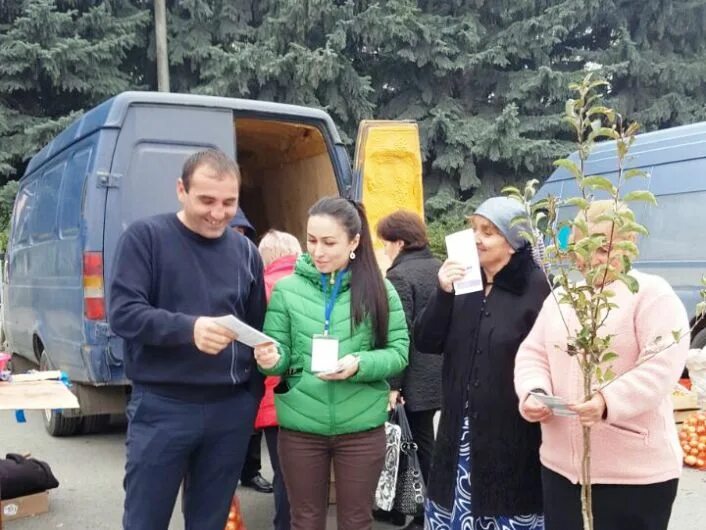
[352,120,424,270]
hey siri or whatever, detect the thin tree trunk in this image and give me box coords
[581,364,594,530]
[154,0,170,92]
[581,425,594,530]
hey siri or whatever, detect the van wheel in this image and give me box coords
[81,414,111,434]
[39,350,81,437]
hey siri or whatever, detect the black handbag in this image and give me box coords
[391,404,426,516]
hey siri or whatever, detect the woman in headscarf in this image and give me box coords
[415,197,549,530]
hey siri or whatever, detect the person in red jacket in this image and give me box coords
[230,209,274,494]
[256,229,302,530]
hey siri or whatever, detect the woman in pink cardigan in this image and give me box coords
[514,201,690,530]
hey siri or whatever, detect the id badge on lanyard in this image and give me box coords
[311,334,340,373]
[311,270,344,373]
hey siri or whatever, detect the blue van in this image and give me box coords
[537,121,706,347]
[2,92,424,435]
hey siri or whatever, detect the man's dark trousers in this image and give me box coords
[122,386,256,530]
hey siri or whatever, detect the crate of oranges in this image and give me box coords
[678,411,706,470]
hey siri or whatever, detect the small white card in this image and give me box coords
[319,355,359,376]
[445,229,483,295]
[311,335,339,373]
[212,315,278,348]
[529,391,577,417]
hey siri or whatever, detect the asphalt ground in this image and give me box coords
[1,410,704,529]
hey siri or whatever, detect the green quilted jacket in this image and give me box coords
[260,253,409,436]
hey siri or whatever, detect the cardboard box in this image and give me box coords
[674,407,699,425]
[672,384,699,412]
[672,384,699,424]
[672,391,699,411]
[1,491,49,522]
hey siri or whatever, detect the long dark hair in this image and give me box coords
[309,197,389,348]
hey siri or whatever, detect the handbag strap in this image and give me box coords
[393,404,417,449]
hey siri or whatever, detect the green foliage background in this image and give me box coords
[1,0,705,251]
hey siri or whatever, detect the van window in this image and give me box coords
[648,158,706,195]
[638,192,706,262]
[12,180,37,246]
[59,148,92,238]
[120,142,190,225]
[30,161,65,241]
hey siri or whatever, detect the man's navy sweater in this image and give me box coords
[109,214,266,400]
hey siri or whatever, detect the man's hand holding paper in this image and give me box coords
[212,314,278,348]
[194,316,238,355]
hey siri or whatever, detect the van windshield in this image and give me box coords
[638,192,706,262]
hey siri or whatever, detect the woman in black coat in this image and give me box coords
[376,211,443,530]
[414,197,550,530]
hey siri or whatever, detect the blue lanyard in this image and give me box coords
[321,270,346,335]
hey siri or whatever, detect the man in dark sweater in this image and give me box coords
[109,149,266,530]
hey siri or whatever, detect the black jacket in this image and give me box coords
[386,247,443,411]
[413,247,550,515]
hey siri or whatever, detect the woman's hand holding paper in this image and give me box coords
[254,342,280,369]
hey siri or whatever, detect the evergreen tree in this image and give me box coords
[594,0,706,128]
[361,0,706,222]
[0,0,149,181]
[1,0,704,227]
[179,1,706,221]
[0,180,19,250]
[180,0,379,141]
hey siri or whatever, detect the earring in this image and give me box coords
[349,250,356,260]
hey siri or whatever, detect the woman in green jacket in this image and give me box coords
[254,197,409,530]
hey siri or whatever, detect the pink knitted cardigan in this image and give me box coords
[515,270,689,484]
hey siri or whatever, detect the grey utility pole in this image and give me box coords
[154,0,170,92]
